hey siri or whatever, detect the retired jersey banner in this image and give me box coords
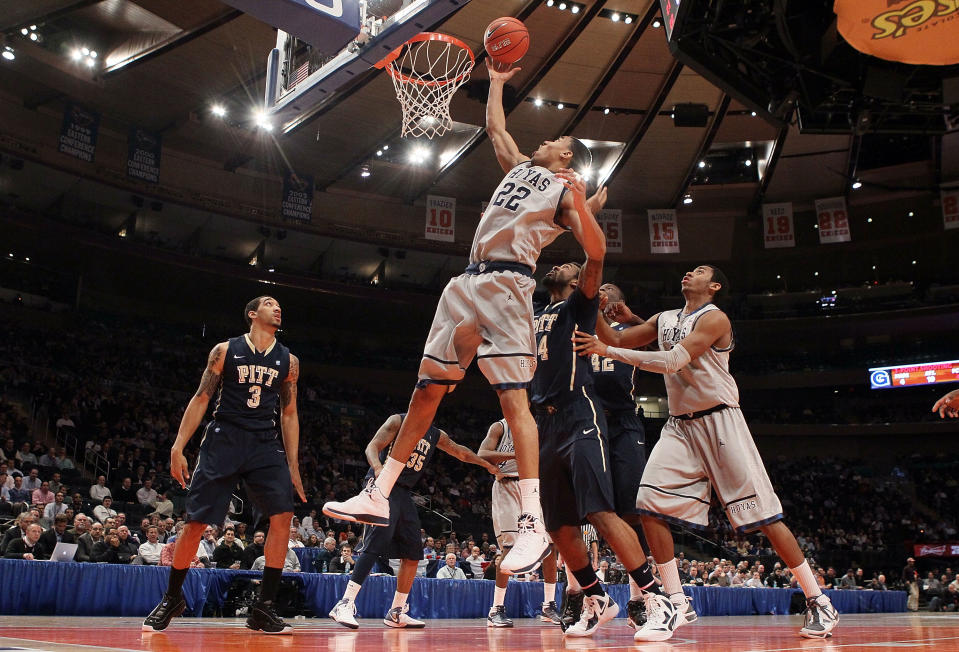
[127,126,161,184]
[762,202,795,249]
[648,209,679,254]
[426,195,455,242]
[58,103,99,162]
[942,188,959,230]
[815,196,852,244]
[597,209,622,254]
[834,0,959,66]
[281,170,313,222]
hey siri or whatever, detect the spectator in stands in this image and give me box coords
[7,475,31,512]
[68,514,89,539]
[160,523,202,568]
[93,529,120,563]
[234,522,249,547]
[288,525,304,549]
[252,548,301,572]
[23,468,41,492]
[113,477,137,506]
[923,571,943,600]
[38,447,57,468]
[213,527,244,569]
[312,537,337,572]
[242,531,266,570]
[42,492,67,521]
[89,475,111,503]
[114,525,138,563]
[436,552,466,580]
[136,479,158,508]
[55,449,74,471]
[31,480,54,507]
[300,509,320,540]
[133,517,151,544]
[839,568,858,590]
[199,526,217,560]
[328,544,356,574]
[745,571,764,588]
[93,496,117,523]
[0,463,12,489]
[38,513,74,555]
[16,442,37,468]
[48,472,64,496]
[153,492,173,518]
[69,493,87,518]
[596,559,610,582]
[483,553,503,580]
[4,523,44,559]
[135,526,163,565]
[2,439,15,463]
[950,574,959,592]
[423,536,437,558]
[929,584,959,612]
[76,521,104,562]
[871,574,888,591]
[466,545,485,578]
[685,566,704,586]
[0,512,34,553]
[903,557,919,611]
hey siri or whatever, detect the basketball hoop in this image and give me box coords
[375,32,475,139]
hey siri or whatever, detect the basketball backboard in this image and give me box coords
[257,0,474,134]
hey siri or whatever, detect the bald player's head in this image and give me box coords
[600,283,626,303]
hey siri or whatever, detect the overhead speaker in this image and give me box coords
[672,103,709,127]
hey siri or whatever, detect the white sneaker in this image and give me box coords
[634,593,680,642]
[673,594,697,627]
[323,479,390,526]
[384,603,426,628]
[329,598,359,629]
[799,594,839,639]
[564,593,619,637]
[500,512,550,575]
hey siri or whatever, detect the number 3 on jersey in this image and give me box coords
[247,385,261,408]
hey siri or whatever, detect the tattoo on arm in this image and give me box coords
[579,258,603,299]
[280,355,299,409]
[196,345,223,398]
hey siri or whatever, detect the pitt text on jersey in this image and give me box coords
[236,364,280,408]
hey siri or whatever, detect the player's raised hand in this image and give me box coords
[485,58,521,81]
[555,168,587,199]
[932,389,959,418]
[290,467,307,502]
[572,329,607,357]
[170,448,190,489]
[587,185,608,213]
[605,301,639,325]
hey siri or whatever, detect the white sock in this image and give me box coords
[343,580,361,603]
[628,575,642,601]
[518,479,542,518]
[790,561,822,599]
[566,570,581,592]
[391,591,408,609]
[658,559,684,603]
[377,457,405,497]
[544,582,555,604]
[493,585,507,609]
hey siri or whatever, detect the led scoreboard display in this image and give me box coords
[869,360,959,390]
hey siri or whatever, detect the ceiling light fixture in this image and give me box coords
[682,193,693,205]
[652,18,662,28]
[611,12,620,22]
[572,5,581,14]
[852,179,862,189]
[603,107,610,115]
[2,47,14,61]
[360,164,371,177]
[211,104,227,117]
[534,98,543,107]
[556,102,564,110]
[624,15,633,23]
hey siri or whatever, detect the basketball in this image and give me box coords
[484,17,529,67]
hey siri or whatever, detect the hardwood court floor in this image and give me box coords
[0,613,956,651]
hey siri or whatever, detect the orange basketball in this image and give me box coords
[484,16,530,66]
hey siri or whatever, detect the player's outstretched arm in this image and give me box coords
[595,312,660,350]
[438,431,500,476]
[366,414,404,476]
[932,389,959,418]
[485,60,529,173]
[477,421,514,464]
[280,354,306,502]
[170,342,226,488]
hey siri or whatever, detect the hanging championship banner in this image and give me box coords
[942,188,959,231]
[58,103,100,162]
[648,209,679,254]
[127,127,161,184]
[597,209,622,254]
[426,195,455,242]
[834,0,959,66]
[281,170,313,222]
[814,196,852,244]
[762,202,795,249]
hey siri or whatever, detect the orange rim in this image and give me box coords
[373,32,475,87]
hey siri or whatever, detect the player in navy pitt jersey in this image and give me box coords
[528,187,666,639]
[329,413,498,629]
[143,296,306,635]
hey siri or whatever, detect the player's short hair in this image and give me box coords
[569,262,584,279]
[601,283,626,303]
[705,265,730,301]
[564,136,593,172]
[244,296,271,326]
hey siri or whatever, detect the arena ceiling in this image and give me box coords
[0,0,956,287]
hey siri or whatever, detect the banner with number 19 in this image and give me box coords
[762,202,795,249]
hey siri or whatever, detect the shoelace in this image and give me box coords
[576,597,595,626]
[517,513,536,533]
[644,595,665,625]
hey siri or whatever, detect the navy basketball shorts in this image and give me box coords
[186,421,294,526]
[357,485,423,561]
[606,410,647,516]
[536,389,615,531]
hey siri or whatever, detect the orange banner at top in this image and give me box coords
[834,0,959,65]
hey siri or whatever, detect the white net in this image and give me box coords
[380,34,474,139]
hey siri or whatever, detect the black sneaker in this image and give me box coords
[487,604,513,628]
[142,593,186,632]
[540,600,562,625]
[626,598,647,630]
[559,591,584,631]
[246,600,293,634]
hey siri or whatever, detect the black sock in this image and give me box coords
[166,567,189,598]
[571,566,605,597]
[258,566,283,603]
[631,523,649,553]
[349,552,377,586]
[629,562,663,595]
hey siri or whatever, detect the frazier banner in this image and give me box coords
[425,195,455,242]
[834,0,959,66]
